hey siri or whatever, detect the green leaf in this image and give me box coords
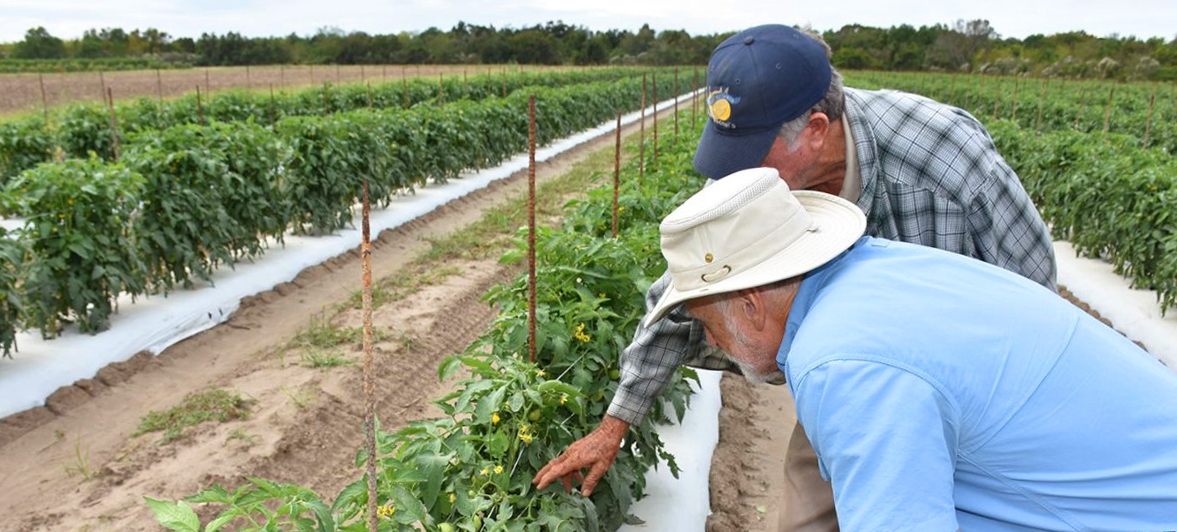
[392,484,427,524]
[143,497,201,532]
[437,356,462,381]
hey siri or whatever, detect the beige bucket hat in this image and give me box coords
[644,167,867,327]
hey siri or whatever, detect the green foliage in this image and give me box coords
[0,232,23,357]
[0,118,53,184]
[0,57,190,73]
[148,113,708,531]
[136,388,250,444]
[0,158,145,336]
[989,120,1177,313]
[1,68,646,172]
[0,72,667,343]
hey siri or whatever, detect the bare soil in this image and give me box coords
[0,105,681,532]
[0,64,579,118]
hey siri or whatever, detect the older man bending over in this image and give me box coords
[645,168,1177,531]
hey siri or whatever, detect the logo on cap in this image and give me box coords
[706,88,740,129]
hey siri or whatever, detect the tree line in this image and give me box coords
[2,20,1175,80]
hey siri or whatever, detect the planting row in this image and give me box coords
[845,71,1177,154]
[988,120,1177,313]
[0,77,662,354]
[148,111,707,532]
[0,67,667,182]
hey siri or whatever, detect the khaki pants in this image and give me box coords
[780,422,839,532]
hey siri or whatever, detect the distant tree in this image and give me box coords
[12,27,66,59]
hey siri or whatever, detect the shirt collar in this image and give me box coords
[837,113,861,204]
[776,237,868,373]
[842,89,878,214]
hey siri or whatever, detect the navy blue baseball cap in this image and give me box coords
[693,25,833,180]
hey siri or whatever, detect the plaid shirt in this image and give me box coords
[607,87,1058,425]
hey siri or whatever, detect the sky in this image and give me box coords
[1,0,1174,44]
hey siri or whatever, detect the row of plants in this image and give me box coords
[0,57,192,73]
[845,71,1177,154]
[147,110,707,532]
[0,68,656,181]
[0,76,667,354]
[987,120,1177,313]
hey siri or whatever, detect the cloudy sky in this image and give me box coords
[1,0,1174,43]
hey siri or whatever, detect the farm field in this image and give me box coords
[0,62,1174,532]
[0,64,589,119]
[0,98,700,532]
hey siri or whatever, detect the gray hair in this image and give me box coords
[778,29,846,151]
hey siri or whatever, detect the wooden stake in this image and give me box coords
[205,68,210,96]
[366,82,374,109]
[652,72,658,165]
[106,88,121,162]
[269,84,276,127]
[154,69,163,107]
[693,69,699,131]
[673,69,679,140]
[1010,78,1019,122]
[639,73,647,183]
[38,73,49,124]
[359,173,377,532]
[195,85,205,126]
[1143,84,1157,147]
[402,76,409,108]
[438,74,444,106]
[99,71,107,101]
[1075,84,1087,130]
[1103,85,1115,133]
[246,64,251,89]
[527,95,537,364]
[280,64,285,87]
[612,112,621,239]
[1036,79,1046,131]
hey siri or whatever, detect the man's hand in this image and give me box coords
[532,415,630,496]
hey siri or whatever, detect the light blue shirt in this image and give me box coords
[781,237,1177,531]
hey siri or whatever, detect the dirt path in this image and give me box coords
[0,104,688,532]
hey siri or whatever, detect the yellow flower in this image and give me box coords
[480,467,489,476]
[559,395,568,405]
[492,412,500,424]
[520,432,534,444]
[536,369,545,378]
[520,424,529,433]
[494,465,504,474]
[599,292,606,298]
[377,504,396,519]
[573,323,591,343]
[449,493,456,503]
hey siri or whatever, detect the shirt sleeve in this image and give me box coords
[606,270,740,425]
[794,359,961,532]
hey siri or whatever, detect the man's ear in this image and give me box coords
[806,112,830,152]
[739,289,767,331]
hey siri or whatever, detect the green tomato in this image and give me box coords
[608,369,621,380]
[528,410,541,422]
[439,524,455,532]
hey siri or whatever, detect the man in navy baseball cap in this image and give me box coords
[537,23,1058,532]
[693,24,833,181]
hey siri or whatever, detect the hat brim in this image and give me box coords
[692,119,781,181]
[644,191,866,328]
